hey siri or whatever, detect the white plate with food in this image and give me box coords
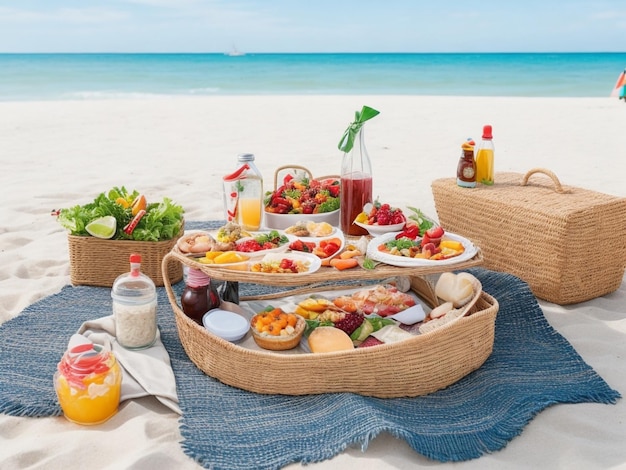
[283,221,337,238]
[233,230,293,256]
[366,231,477,267]
[287,230,345,261]
[248,252,322,275]
[195,251,254,268]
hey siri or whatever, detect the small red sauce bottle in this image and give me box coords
[181,268,221,325]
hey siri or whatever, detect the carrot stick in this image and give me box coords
[330,258,358,270]
[320,258,332,266]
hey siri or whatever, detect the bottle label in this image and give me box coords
[462,167,475,179]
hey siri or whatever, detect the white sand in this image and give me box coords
[1,96,625,469]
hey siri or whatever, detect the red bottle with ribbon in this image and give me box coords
[338,105,379,236]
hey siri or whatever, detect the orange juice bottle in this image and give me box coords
[475,125,495,185]
[223,153,264,231]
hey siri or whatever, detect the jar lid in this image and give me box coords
[202,309,249,342]
[111,273,156,304]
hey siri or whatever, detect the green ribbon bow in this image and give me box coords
[338,105,380,153]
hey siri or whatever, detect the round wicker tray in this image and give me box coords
[162,251,499,398]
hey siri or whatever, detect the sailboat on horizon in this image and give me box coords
[225,44,245,57]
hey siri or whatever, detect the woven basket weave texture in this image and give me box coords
[68,224,183,287]
[432,168,626,304]
[162,250,499,398]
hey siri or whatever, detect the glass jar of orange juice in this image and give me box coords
[223,153,263,231]
[54,337,122,425]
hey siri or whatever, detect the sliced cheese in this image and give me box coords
[370,325,414,344]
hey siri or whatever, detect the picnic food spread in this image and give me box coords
[168,214,485,356]
[54,108,496,406]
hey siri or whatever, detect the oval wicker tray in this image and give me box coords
[162,251,498,398]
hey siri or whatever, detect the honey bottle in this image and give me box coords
[456,139,476,188]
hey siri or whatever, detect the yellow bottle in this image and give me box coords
[475,125,495,185]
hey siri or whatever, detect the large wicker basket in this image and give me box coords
[68,223,184,287]
[162,251,498,398]
[432,168,626,304]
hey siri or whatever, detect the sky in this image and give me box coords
[0,0,625,53]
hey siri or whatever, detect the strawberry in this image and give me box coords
[425,226,445,239]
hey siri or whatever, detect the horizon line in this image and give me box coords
[1,51,625,55]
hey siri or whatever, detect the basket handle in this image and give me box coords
[162,251,184,311]
[273,165,313,190]
[520,168,568,194]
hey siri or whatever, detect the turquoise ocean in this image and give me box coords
[1,53,625,101]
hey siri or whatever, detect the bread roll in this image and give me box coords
[308,327,354,353]
[435,272,476,307]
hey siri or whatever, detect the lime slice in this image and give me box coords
[86,216,117,239]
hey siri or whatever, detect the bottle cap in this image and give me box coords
[237,153,255,162]
[482,125,493,139]
[186,267,211,288]
[111,254,156,304]
[461,139,475,151]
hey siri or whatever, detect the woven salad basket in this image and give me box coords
[162,251,499,398]
[432,168,626,305]
[68,222,184,287]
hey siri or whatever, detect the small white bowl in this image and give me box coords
[202,309,250,342]
[264,209,340,231]
[354,220,405,236]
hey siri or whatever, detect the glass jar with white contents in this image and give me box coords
[111,253,157,350]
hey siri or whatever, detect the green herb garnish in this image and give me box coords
[406,206,435,234]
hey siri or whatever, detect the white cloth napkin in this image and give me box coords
[76,316,181,415]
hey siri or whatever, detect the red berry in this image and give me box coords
[334,312,364,335]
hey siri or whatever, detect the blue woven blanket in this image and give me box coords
[0,221,620,470]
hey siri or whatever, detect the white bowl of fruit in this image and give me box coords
[353,201,406,236]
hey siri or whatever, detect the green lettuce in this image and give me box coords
[56,187,184,241]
